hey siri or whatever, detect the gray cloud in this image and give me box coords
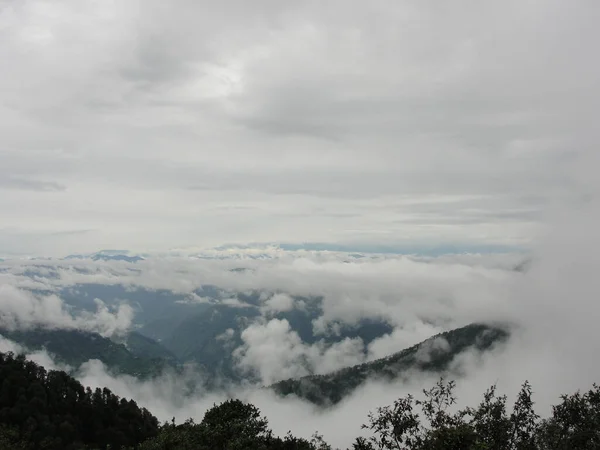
[1,0,597,253]
[0,176,66,192]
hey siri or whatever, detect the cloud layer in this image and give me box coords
[0,213,598,448]
[2,0,598,254]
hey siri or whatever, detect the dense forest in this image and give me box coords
[1,350,599,449]
[0,352,158,449]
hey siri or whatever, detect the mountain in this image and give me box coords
[57,283,201,329]
[146,301,394,381]
[0,327,177,378]
[91,254,144,263]
[123,331,179,363]
[3,349,599,450]
[64,250,144,263]
[31,281,395,373]
[159,304,260,380]
[270,323,510,406]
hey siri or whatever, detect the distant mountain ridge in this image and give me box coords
[1,321,510,401]
[0,327,176,378]
[270,323,510,406]
[64,250,144,262]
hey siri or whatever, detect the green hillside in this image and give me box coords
[0,327,176,378]
[121,331,179,364]
[270,323,510,406]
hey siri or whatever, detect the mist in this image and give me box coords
[2,196,599,448]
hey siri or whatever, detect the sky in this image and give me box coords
[2,0,599,255]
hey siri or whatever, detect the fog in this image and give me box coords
[1,192,599,448]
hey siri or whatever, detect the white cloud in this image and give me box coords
[234,318,367,385]
[0,335,23,354]
[0,284,133,337]
[367,322,440,361]
[216,328,235,343]
[235,319,312,384]
[415,337,450,364]
[263,293,295,313]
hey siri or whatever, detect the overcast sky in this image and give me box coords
[1,0,598,255]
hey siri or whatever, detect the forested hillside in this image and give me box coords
[0,352,158,449]
[2,350,600,449]
[271,323,509,405]
[0,327,176,378]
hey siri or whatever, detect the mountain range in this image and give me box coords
[1,320,510,407]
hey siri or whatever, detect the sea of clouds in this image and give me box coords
[1,193,599,449]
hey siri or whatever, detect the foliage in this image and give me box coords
[0,425,30,450]
[0,351,158,449]
[3,348,600,450]
[537,384,600,450]
[138,399,319,450]
[356,378,600,450]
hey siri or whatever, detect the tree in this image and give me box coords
[509,381,539,450]
[356,379,478,450]
[537,384,600,450]
[0,425,30,450]
[139,399,324,450]
[0,351,159,449]
[359,394,422,449]
[199,399,271,450]
[355,379,546,450]
[464,384,511,449]
[417,379,478,450]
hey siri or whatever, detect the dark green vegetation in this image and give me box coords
[137,399,331,450]
[137,379,600,450]
[351,378,600,450]
[0,351,158,449]
[0,350,323,450]
[2,350,599,449]
[271,323,509,406]
[0,328,176,378]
